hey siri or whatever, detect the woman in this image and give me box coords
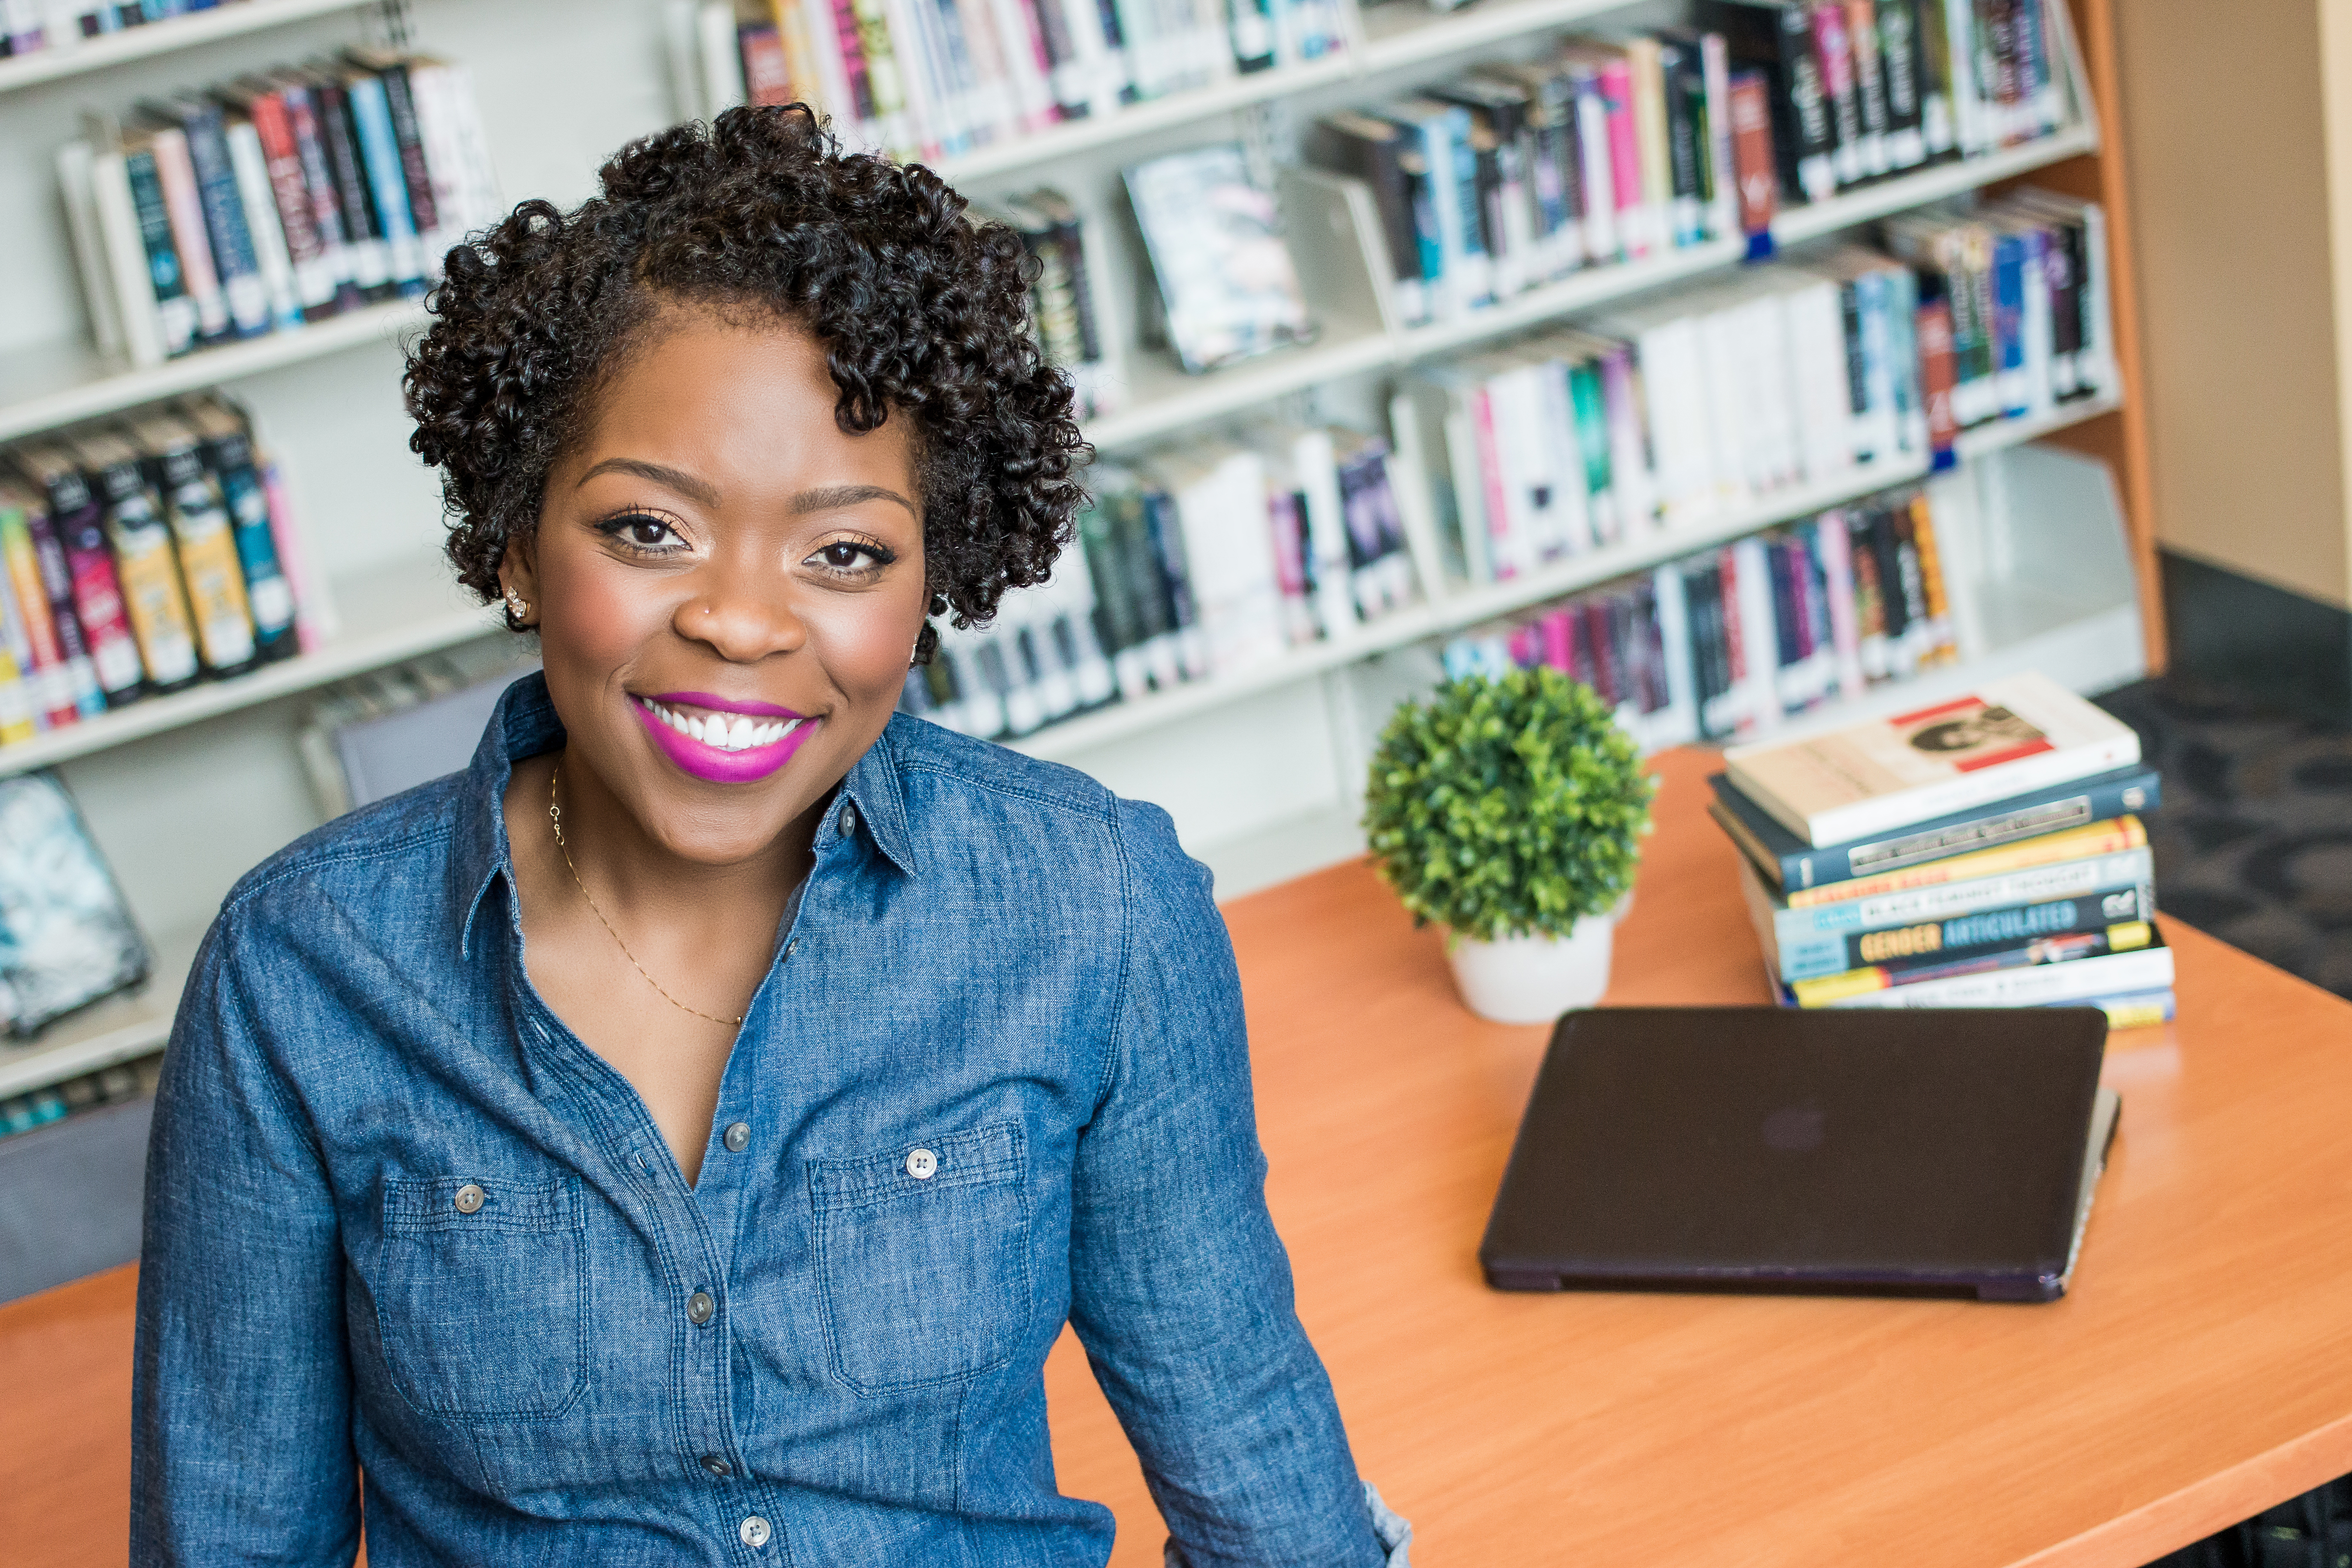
[132,106,1409,1567]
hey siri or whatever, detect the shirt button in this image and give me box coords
[905,1148,937,1180]
[739,1515,772,1549]
[837,802,857,838]
[701,1454,732,1478]
[686,1290,716,1325]
[453,1183,484,1214]
[723,1122,751,1153]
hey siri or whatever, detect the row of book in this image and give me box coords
[974,187,1118,419]
[1439,478,1959,753]
[0,1054,161,1145]
[1396,188,2107,586]
[1717,671,2172,1026]
[898,425,1417,738]
[1316,0,2072,329]
[2,0,243,59]
[57,48,499,368]
[0,396,329,747]
[685,0,1345,165]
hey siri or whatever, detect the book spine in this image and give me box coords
[246,89,339,317]
[1807,933,2172,1008]
[21,500,106,717]
[1727,68,1777,239]
[147,128,230,343]
[0,507,83,728]
[279,83,365,310]
[1787,813,2148,908]
[152,439,257,674]
[175,102,271,337]
[1795,910,2153,1000]
[31,462,143,702]
[57,141,126,363]
[1809,2,1865,188]
[315,79,395,299]
[1599,59,1645,260]
[0,552,44,742]
[88,147,172,366]
[1876,0,1927,168]
[344,72,426,294]
[1776,844,2152,962]
[80,453,194,693]
[259,456,336,649]
[198,423,299,658]
[1843,0,1891,176]
[374,61,444,273]
[222,119,305,332]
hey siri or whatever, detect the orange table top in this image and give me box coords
[10,747,2352,1567]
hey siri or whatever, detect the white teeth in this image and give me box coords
[643,700,804,751]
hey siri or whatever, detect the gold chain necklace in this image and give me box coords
[548,764,743,1028]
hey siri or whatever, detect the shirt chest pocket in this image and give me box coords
[374,1176,588,1421]
[807,1122,1031,1397]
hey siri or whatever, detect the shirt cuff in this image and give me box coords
[1160,1480,1412,1568]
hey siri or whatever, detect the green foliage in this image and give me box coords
[1362,667,1656,942]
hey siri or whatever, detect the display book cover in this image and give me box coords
[1723,671,2143,848]
[0,773,151,1038]
[1479,1007,2119,1303]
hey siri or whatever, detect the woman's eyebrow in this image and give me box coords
[576,457,720,506]
[791,483,916,517]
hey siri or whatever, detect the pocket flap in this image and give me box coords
[806,1122,1022,1211]
[382,1175,576,1234]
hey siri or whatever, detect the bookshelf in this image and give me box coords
[0,0,374,96]
[0,0,2162,1113]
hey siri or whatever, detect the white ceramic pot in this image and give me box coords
[1446,911,1618,1025]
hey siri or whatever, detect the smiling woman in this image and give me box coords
[128,106,1409,1568]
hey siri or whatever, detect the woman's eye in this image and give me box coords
[622,517,675,548]
[812,540,890,573]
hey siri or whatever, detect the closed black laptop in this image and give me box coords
[1480,1007,2118,1303]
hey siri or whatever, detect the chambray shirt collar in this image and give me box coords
[452,671,918,958]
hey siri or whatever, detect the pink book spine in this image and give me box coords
[1540,606,1574,671]
[1470,386,1515,581]
[149,128,229,340]
[260,459,338,651]
[1717,545,1746,686]
[1508,622,1541,669]
[1816,508,1862,698]
[1600,60,1645,259]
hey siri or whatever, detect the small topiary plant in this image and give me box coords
[1363,667,1656,944]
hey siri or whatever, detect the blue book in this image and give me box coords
[122,146,199,357]
[343,70,426,297]
[151,98,271,338]
[1708,763,2163,895]
[1993,230,2028,417]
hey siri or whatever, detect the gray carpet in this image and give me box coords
[2095,675,2352,1000]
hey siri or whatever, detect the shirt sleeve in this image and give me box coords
[1066,799,1398,1568]
[133,914,361,1567]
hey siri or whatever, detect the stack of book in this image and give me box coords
[682,0,1345,165]
[899,426,1418,738]
[55,48,499,368]
[1316,0,2073,329]
[1712,671,2172,1027]
[0,394,331,747]
[1441,476,1960,752]
[0,1057,162,1147]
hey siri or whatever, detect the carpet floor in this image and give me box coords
[2095,674,2352,1001]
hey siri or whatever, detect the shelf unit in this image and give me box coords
[0,0,2161,1109]
[0,0,371,95]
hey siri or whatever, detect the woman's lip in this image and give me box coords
[646,690,805,719]
[630,697,818,784]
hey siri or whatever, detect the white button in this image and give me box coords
[905,1148,937,1180]
[453,1183,484,1214]
[739,1515,772,1549]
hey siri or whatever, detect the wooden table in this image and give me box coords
[9,748,2352,1566]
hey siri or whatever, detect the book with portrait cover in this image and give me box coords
[0,773,150,1038]
[1723,671,2141,846]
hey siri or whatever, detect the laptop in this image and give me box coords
[1480,1007,2121,1303]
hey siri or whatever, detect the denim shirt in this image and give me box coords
[132,673,1409,1568]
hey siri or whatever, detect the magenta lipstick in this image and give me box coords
[631,692,817,783]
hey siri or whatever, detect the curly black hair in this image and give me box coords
[404,104,1087,662]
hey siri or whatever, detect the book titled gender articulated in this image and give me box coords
[1724,670,2143,847]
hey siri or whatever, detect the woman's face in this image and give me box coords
[505,306,927,865]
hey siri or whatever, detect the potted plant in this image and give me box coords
[1362,667,1656,1024]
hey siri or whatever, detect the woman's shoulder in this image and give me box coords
[215,770,475,933]
[879,713,1197,889]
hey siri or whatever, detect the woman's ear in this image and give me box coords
[496,535,542,631]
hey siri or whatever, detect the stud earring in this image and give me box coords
[502,586,531,630]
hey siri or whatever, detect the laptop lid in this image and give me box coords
[1480,1007,2113,1302]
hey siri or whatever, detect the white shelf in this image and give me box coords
[0,0,368,96]
[1020,393,2123,760]
[0,550,496,781]
[1083,127,2100,452]
[0,297,426,444]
